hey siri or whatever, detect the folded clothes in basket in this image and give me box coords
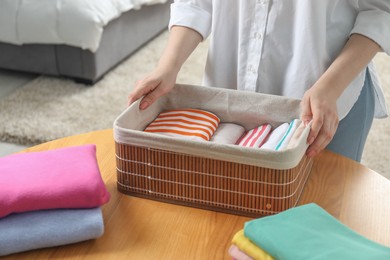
[237,119,301,150]
[260,123,289,150]
[115,84,313,217]
[238,124,272,148]
[144,108,220,141]
[243,203,390,260]
[0,144,110,218]
[0,207,104,256]
[210,122,245,145]
[143,107,303,151]
[274,119,300,151]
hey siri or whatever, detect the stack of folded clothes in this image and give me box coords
[238,119,303,150]
[229,203,390,260]
[144,109,306,151]
[0,144,110,256]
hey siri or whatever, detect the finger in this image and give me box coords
[127,79,158,106]
[306,112,323,145]
[139,83,171,110]
[300,97,313,125]
[306,132,329,157]
[306,119,337,157]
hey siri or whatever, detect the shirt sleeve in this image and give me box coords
[168,0,212,40]
[350,1,390,54]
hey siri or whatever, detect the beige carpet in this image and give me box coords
[0,30,389,179]
[0,31,206,145]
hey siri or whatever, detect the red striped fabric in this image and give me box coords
[238,124,272,147]
[144,109,220,141]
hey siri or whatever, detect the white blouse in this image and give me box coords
[169,0,390,119]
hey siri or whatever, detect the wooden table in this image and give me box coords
[4,129,390,259]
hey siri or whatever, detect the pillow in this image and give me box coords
[0,144,110,218]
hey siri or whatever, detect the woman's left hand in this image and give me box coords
[300,84,339,158]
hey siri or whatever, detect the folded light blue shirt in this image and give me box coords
[0,207,104,256]
[244,203,390,260]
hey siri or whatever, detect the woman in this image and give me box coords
[128,0,390,161]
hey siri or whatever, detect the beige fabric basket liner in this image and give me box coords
[114,84,310,170]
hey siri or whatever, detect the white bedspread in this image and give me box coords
[0,0,168,52]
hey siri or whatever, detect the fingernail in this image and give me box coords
[307,150,316,157]
[139,101,148,110]
[308,137,314,145]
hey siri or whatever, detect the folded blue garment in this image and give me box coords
[0,207,104,256]
[244,203,390,260]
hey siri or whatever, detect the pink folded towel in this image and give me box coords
[229,244,254,260]
[210,123,245,145]
[238,124,272,148]
[0,144,110,218]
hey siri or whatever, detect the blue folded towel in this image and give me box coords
[0,207,104,256]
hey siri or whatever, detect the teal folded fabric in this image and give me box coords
[244,203,390,260]
[0,208,104,256]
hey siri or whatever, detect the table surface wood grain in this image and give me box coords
[4,129,390,259]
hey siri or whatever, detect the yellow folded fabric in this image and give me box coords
[232,230,274,260]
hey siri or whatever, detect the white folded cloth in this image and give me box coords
[287,121,307,149]
[260,123,289,150]
[210,123,246,145]
[275,119,300,151]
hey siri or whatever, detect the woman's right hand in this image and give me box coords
[127,66,178,110]
[128,26,203,109]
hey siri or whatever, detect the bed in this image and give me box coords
[0,0,171,84]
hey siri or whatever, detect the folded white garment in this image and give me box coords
[260,123,289,150]
[287,121,307,149]
[210,123,245,145]
[0,208,104,256]
[275,119,301,151]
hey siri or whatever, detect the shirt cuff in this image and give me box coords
[169,2,212,40]
[350,10,390,55]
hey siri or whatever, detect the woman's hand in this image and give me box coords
[127,26,203,109]
[128,67,177,110]
[300,83,339,158]
[300,34,381,158]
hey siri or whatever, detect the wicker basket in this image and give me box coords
[114,84,313,217]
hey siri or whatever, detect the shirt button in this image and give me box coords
[248,65,256,74]
[257,0,267,5]
[253,32,262,39]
